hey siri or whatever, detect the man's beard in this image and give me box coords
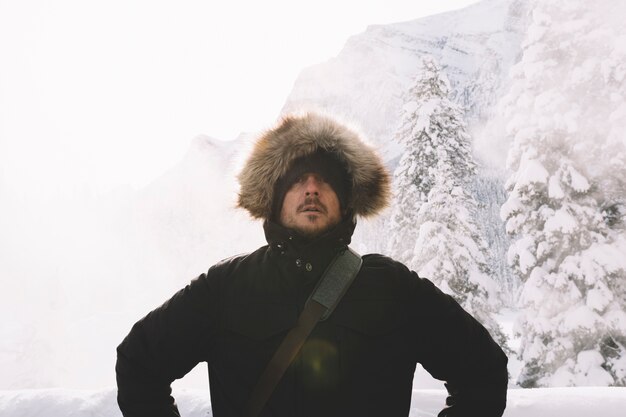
[291,197,339,238]
[294,221,337,238]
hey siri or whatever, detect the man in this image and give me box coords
[116,113,508,417]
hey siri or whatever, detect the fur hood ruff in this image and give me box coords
[237,113,391,219]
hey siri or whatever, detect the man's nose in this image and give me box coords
[303,175,321,196]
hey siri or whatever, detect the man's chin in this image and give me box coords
[291,221,334,239]
[293,225,326,239]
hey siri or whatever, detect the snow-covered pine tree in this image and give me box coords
[388,57,475,260]
[499,0,626,387]
[388,57,507,349]
[412,175,509,351]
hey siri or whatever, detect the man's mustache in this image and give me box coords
[297,196,327,214]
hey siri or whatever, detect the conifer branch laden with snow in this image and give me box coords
[388,57,508,351]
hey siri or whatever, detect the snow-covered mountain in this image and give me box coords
[281,0,529,302]
[119,132,265,300]
[102,0,530,316]
[2,0,531,390]
[282,0,529,161]
[279,0,626,388]
[0,133,264,390]
[4,0,624,392]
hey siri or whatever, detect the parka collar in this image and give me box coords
[263,216,356,259]
[263,218,355,294]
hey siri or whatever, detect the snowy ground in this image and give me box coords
[1,387,625,417]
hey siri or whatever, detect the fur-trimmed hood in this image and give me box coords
[237,112,390,219]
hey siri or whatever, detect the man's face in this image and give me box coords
[279,172,342,238]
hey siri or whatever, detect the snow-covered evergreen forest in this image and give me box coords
[387,57,508,352]
[1,0,626,413]
[376,0,626,388]
[496,0,626,387]
[297,0,626,388]
[289,0,626,388]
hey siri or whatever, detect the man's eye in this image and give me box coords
[294,174,326,184]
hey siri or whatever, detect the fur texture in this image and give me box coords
[237,112,391,219]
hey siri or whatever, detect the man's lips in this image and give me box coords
[298,204,326,214]
[300,206,321,213]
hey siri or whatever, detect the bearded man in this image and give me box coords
[116,113,508,417]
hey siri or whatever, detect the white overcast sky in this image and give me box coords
[0,0,479,193]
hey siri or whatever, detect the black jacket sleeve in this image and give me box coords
[115,272,218,417]
[410,273,508,417]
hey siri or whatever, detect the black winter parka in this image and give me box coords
[116,219,508,417]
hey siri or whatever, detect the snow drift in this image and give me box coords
[1,388,625,417]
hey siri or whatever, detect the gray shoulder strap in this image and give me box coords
[307,246,362,321]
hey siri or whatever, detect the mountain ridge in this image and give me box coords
[281,0,529,162]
